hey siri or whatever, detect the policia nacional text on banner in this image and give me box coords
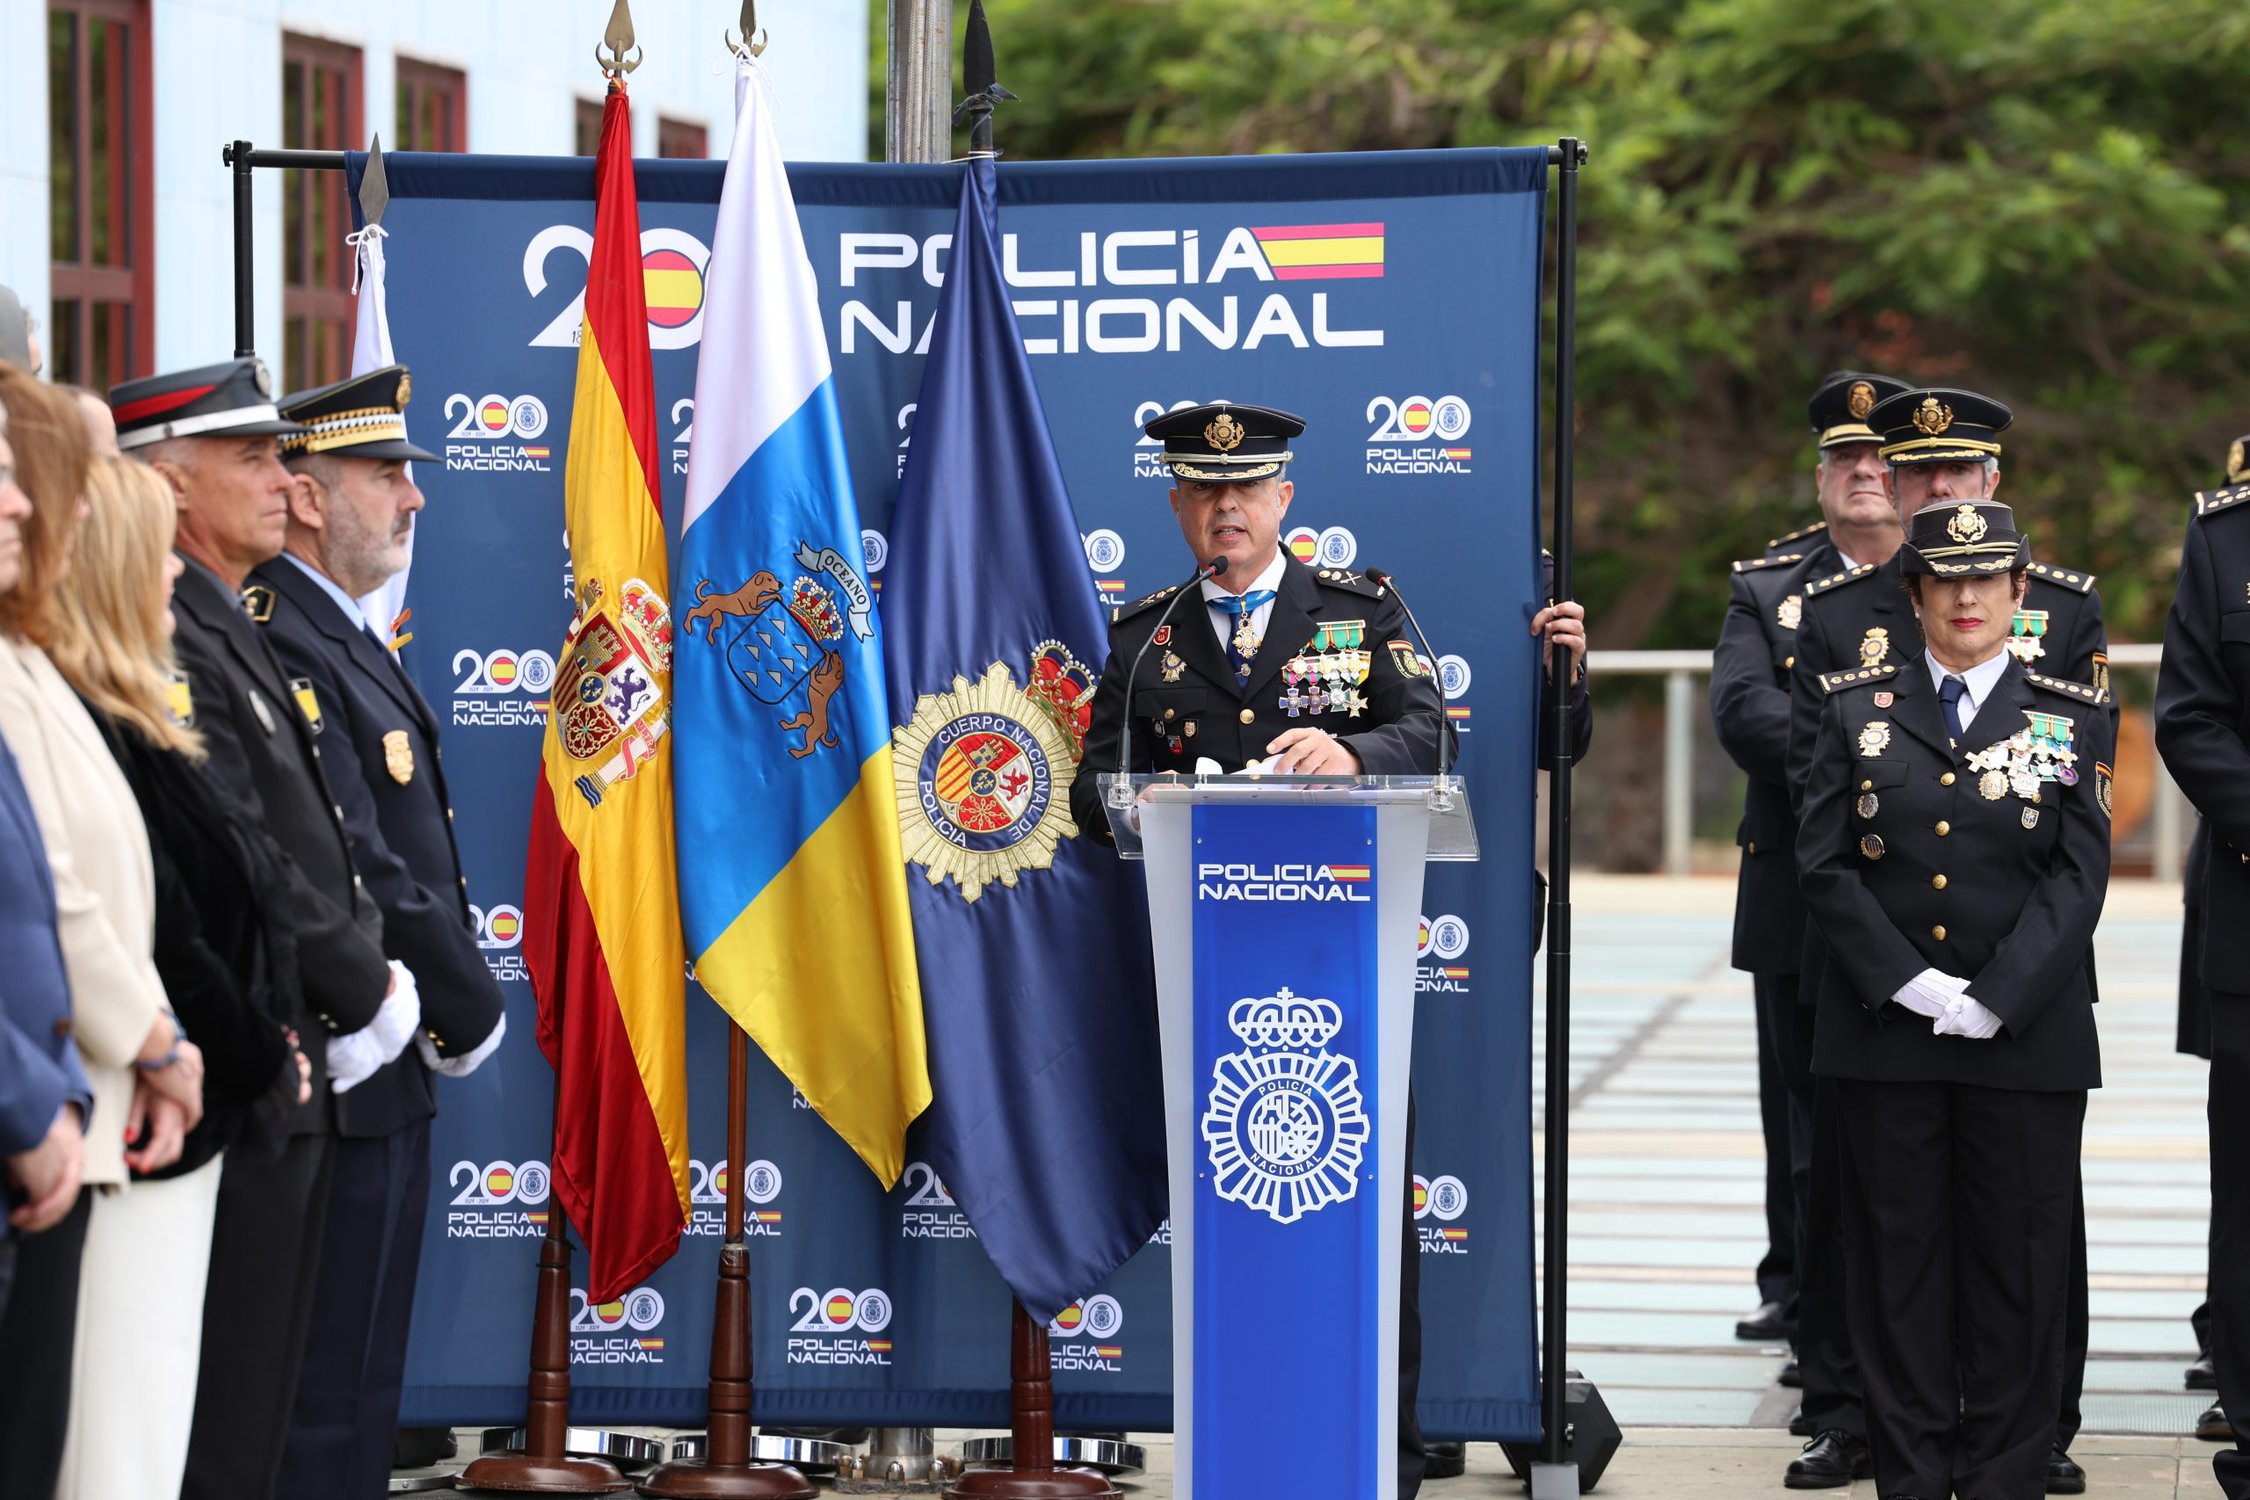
[350,147,1547,1439]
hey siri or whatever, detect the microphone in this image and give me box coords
[1110,554,1229,812]
[1365,567,1455,781]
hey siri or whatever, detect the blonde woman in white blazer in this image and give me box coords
[0,370,202,1494]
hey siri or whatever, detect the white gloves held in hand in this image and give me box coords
[1889,967,2004,1041]
[326,962,423,1094]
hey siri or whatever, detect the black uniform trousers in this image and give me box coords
[277,1117,433,1499]
[1752,972,1800,1316]
[2208,1000,2250,1500]
[1835,1079,2081,1500]
[0,1187,92,1497]
[184,1132,337,1500]
[1770,960,1864,1439]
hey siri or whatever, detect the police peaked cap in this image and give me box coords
[1870,387,2013,466]
[2228,434,2250,485]
[1807,371,1909,450]
[1145,401,1304,484]
[278,364,438,462]
[1900,500,2031,577]
[110,357,309,452]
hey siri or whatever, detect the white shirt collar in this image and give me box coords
[1201,549,1287,603]
[1834,548,1861,572]
[1924,647,2011,717]
[283,552,371,636]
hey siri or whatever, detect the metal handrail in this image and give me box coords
[1584,642,2181,878]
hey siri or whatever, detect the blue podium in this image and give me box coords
[1103,774,1477,1500]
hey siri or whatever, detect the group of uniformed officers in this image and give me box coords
[0,354,500,1500]
[1718,370,2250,1500]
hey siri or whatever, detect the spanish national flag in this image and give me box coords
[522,79,690,1303]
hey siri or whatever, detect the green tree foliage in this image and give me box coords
[872,0,2250,646]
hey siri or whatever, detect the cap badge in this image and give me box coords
[1912,397,1954,436]
[1946,504,1989,544]
[1204,412,1246,453]
[1846,381,1876,419]
[2231,438,2245,480]
[250,358,273,398]
[397,369,413,408]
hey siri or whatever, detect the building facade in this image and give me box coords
[1,0,869,394]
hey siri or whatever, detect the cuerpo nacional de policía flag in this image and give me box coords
[522,79,690,1302]
[884,158,1165,1319]
[676,52,928,1184]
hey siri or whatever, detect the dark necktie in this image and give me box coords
[1210,589,1276,686]
[1938,675,1968,744]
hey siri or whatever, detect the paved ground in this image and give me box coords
[440,876,2225,1496]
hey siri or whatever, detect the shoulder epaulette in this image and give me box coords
[1111,583,1182,624]
[1820,662,1898,694]
[1767,520,1828,551]
[241,583,276,624]
[1803,563,1877,597]
[2195,483,2250,519]
[1313,566,1386,598]
[2025,671,2108,706]
[1732,553,1804,573]
[2025,560,2097,594]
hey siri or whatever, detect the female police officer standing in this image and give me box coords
[1798,490,2111,1500]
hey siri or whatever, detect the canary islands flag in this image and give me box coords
[676,53,927,1184]
[884,159,1165,1320]
[523,80,689,1302]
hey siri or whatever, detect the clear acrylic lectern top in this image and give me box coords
[1093,772,1479,862]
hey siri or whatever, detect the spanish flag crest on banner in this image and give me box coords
[522,80,690,1302]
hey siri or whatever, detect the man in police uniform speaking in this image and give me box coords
[113,356,416,1500]
[1071,401,1584,1498]
[248,365,508,1496]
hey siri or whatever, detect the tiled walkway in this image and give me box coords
[1540,876,2214,1440]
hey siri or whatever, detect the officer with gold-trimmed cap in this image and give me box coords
[247,363,504,1495]
[1799,494,2110,1500]
[1786,385,2107,1495]
[1072,399,1589,1497]
[1710,370,1907,1486]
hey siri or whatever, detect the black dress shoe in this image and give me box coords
[2200,1405,2235,1443]
[2190,1353,2219,1391]
[1788,1406,1814,1438]
[1779,1357,1803,1388]
[1422,1441,1467,1479]
[1737,1299,1790,1340]
[1784,1431,1871,1489]
[2046,1448,2086,1494]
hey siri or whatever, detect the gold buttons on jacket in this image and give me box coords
[1935,821,1951,836]
[1785,656,1795,669]
[1861,779,1873,791]
[1932,874,1948,890]
[1932,924,1947,941]
[1940,772,1956,786]
[1239,708,1255,724]
[1747,842,1757,855]
[1164,707,1177,720]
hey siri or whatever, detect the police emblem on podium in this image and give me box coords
[1202,990,1370,1225]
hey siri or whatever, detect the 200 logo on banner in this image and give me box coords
[897,1159,976,1241]
[442,393,553,473]
[786,1287,896,1367]
[1366,394,1475,476]
[685,1157,784,1239]
[446,1158,551,1239]
[1048,1293,1127,1375]
[451,647,555,730]
[571,1285,667,1365]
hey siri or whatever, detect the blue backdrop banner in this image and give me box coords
[351,145,1547,1440]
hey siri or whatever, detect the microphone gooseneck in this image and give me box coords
[1110,554,1229,812]
[1365,567,1455,780]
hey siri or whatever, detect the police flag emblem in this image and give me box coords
[1201,988,1370,1225]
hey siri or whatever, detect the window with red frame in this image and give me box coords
[658,117,707,160]
[395,58,466,153]
[47,0,154,392]
[282,34,363,392]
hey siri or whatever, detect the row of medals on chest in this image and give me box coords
[1853,687,2075,858]
[1153,619,1372,742]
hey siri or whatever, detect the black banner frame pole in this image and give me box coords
[1532,135,1588,1497]
[222,142,349,359]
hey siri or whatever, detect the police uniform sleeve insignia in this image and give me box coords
[241,584,276,624]
[289,677,324,733]
[164,671,194,728]
[2025,561,2097,594]
[1386,639,1431,679]
[2096,762,2113,820]
[383,729,415,785]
